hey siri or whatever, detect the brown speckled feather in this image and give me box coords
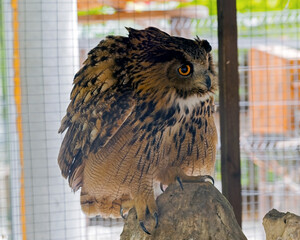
[58,36,135,190]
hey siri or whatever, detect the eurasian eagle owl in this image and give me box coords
[58,27,218,234]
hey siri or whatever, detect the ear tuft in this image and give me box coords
[126,27,139,38]
[201,40,212,53]
[145,27,170,37]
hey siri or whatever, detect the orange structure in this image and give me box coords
[249,46,300,135]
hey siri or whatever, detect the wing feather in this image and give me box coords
[58,36,135,190]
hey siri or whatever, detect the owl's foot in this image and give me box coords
[180,174,215,185]
[158,167,214,192]
[160,175,213,192]
[121,194,158,235]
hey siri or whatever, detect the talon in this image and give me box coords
[160,182,165,192]
[154,212,159,228]
[204,175,215,185]
[139,221,151,235]
[120,206,127,219]
[176,176,184,190]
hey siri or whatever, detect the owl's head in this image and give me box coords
[126,27,217,103]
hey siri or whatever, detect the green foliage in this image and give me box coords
[78,6,115,16]
[179,0,299,15]
[236,0,299,12]
[178,0,217,15]
[77,0,299,17]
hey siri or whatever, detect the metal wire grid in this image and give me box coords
[1,1,300,240]
[238,6,300,239]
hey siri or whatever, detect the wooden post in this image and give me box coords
[217,0,242,226]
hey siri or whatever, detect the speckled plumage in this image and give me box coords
[58,27,218,224]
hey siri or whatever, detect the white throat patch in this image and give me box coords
[175,93,212,116]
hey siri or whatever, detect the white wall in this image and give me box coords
[7,0,86,239]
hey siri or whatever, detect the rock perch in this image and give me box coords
[263,209,300,240]
[120,182,247,240]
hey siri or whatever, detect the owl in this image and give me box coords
[58,27,218,234]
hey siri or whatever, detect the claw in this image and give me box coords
[154,212,159,228]
[139,221,151,235]
[176,176,184,190]
[160,182,165,192]
[204,175,215,185]
[120,206,127,219]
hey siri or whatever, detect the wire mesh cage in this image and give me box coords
[0,0,299,240]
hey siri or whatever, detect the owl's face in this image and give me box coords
[126,27,217,103]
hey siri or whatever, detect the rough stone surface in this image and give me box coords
[263,209,300,240]
[120,182,247,240]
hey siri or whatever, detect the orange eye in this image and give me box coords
[178,64,192,76]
